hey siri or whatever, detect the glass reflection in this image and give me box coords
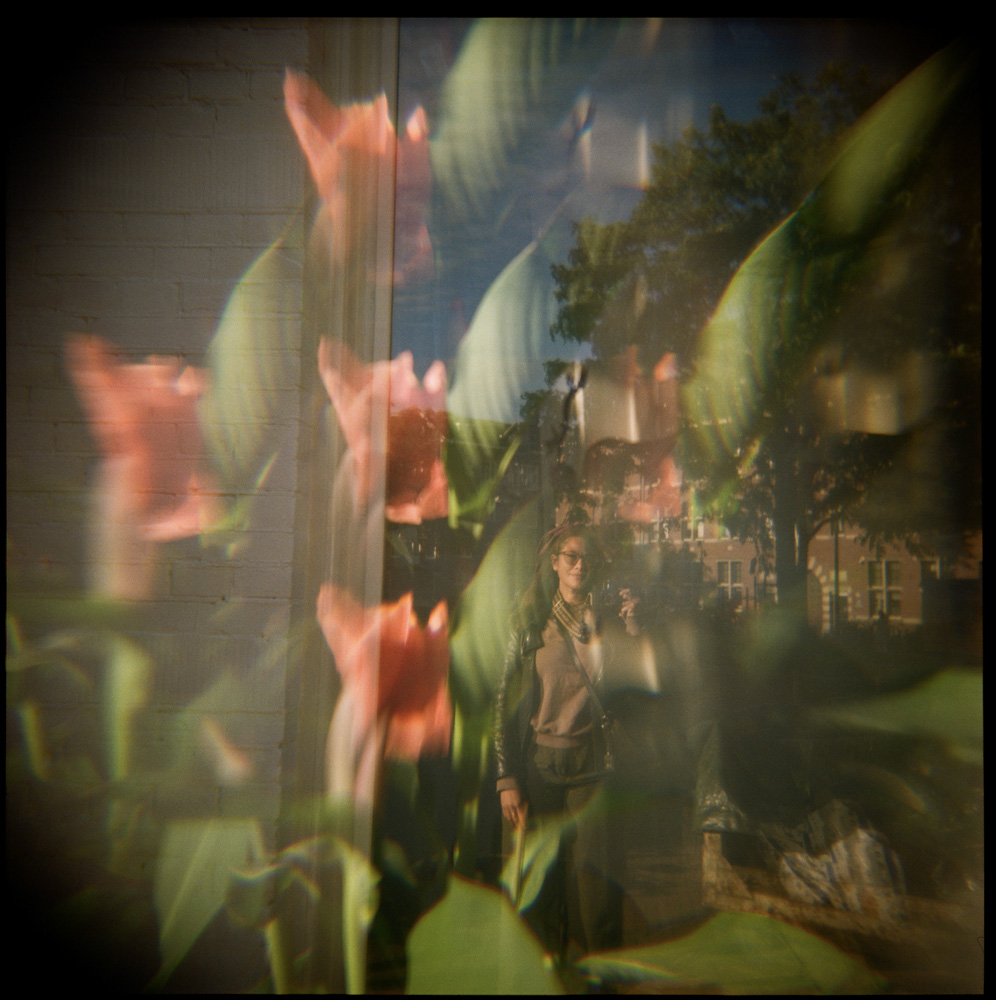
[6,17,980,995]
[64,334,222,599]
[317,339,449,523]
[284,69,433,283]
[317,584,451,804]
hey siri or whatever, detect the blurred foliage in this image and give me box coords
[808,668,982,766]
[551,45,981,607]
[551,61,884,365]
[683,43,979,602]
[578,911,887,994]
[151,819,267,990]
[444,413,523,535]
[444,225,578,535]
[500,809,578,913]
[198,221,304,496]
[431,19,618,234]
[448,497,544,713]
[406,875,564,994]
[6,26,983,998]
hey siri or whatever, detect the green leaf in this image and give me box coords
[449,705,489,876]
[102,636,151,782]
[16,700,51,780]
[578,911,886,994]
[499,810,576,912]
[444,229,575,531]
[262,917,291,995]
[431,19,618,224]
[232,835,380,994]
[334,837,380,995]
[199,219,303,492]
[448,497,543,713]
[444,415,522,534]
[682,41,979,464]
[809,668,982,764]
[430,20,627,529]
[6,593,140,633]
[151,818,266,990]
[406,875,564,995]
[448,235,568,427]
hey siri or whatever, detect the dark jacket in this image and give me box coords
[493,620,544,791]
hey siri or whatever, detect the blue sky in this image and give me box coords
[392,19,954,404]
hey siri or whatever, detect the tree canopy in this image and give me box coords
[551,63,882,367]
[550,52,980,607]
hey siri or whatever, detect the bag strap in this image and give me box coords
[553,618,608,722]
[554,617,616,774]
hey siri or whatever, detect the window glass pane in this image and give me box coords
[869,590,885,617]
[5,16,981,993]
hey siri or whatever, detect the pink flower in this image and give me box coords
[616,453,684,522]
[284,69,433,284]
[572,348,683,522]
[615,352,683,521]
[318,339,449,524]
[65,334,221,597]
[393,105,435,284]
[317,585,451,798]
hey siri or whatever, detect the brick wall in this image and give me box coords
[7,19,310,990]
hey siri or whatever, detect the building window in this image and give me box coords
[717,560,744,607]
[682,517,705,540]
[649,519,673,544]
[868,560,901,617]
[830,594,849,628]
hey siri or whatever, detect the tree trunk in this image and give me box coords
[770,428,809,622]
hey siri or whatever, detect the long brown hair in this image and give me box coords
[513,518,605,632]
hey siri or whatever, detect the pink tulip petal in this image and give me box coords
[317,585,452,786]
[65,335,220,597]
[318,340,450,522]
[143,474,223,541]
[284,71,432,283]
[617,454,683,522]
[386,457,450,524]
[385,681,452,759]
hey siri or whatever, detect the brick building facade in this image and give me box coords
[666,514,981,637]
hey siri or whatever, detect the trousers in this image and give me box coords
[520,742,623,957]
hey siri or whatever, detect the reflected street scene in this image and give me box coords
[7,18,981,993]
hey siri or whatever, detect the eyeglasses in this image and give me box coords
[557,550,588,566]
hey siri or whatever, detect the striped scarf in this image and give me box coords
[552,591,594,643]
